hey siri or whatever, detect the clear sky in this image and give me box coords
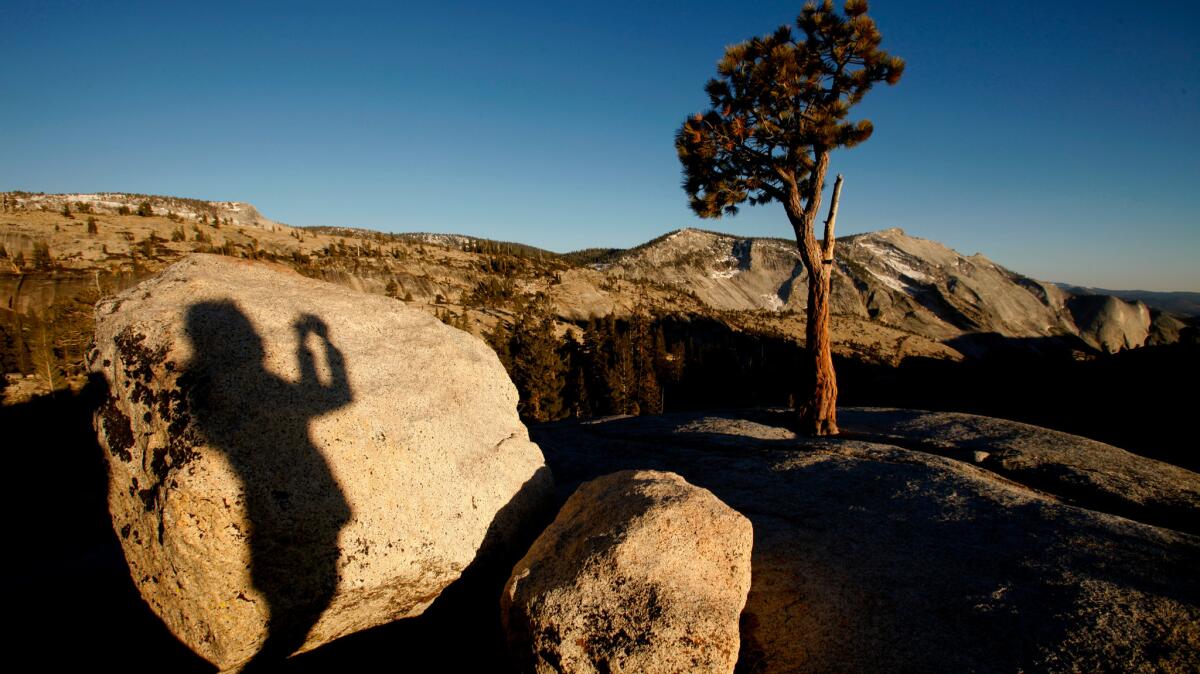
[2,1,1197,290]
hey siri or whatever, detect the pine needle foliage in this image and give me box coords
[676,0,902,218]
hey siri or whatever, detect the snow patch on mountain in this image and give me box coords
[857,240,931,283]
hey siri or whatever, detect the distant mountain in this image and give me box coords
[0,192,1187,376]
[1054,284,1200,317]
[603,227,1155,355]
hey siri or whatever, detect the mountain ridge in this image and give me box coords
[1,192,1190,364]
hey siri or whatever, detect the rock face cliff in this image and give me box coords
[89,254,552,671]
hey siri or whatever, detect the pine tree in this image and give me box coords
[508,297,566,422]
[655,323,685,409]
[484,320,514,373]
[630,312,663,415]
[61,202,73,219]
[136,201,153,217]
[87,216,99,234]
[676,0,903,435]
[559,333,592,419]
[574,316,603,415]
[606,316,636,415]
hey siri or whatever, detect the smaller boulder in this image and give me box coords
[502,470,752,674]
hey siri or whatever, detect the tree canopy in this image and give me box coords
[676,0,904,222]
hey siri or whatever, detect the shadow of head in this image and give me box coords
[185,300,265,373]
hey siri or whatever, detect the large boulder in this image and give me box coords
[88,254,552,671]
[531,409,1200,673]
[502,470,753,674]
[839,408,1200,535]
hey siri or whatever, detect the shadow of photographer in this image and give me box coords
[183,301,352,671]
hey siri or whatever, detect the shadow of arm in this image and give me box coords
[294,314,353,412]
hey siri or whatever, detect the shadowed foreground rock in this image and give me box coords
[531,409,1200,673]
[502,470,753,674]
[839,408,1200,536]
[89,254,552,671]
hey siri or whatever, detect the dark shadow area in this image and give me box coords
[893,336,1200,471]
[182,301,353,671]
[572,315,1199,471]
[943,331,1094,359]
[7,376,215,673]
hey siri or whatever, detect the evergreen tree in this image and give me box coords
[508,296,566,422]
[136,201,153,217]
[654,323,686,410]
[87,216,99,234]
[61,202,73,219]
[484,320,514,373]
[630,312,663,415]
[605,316,636,415]
[676,0,903,435]
[559,333,592,419]
[12,251,24,269]
[580,316,612,415]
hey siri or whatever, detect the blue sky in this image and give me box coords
[2,1,1197,290]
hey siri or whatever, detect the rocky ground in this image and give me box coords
[532,409,1200,673]
[15,394,1199,672]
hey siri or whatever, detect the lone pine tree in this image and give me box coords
[676,0,903,435]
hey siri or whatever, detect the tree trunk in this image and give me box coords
[785,155,841,436]
[800,260,838,434]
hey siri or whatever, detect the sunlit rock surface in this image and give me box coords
[90,254,552,671]
[503,470,752,674]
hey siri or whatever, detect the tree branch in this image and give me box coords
[822,174,842,263]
